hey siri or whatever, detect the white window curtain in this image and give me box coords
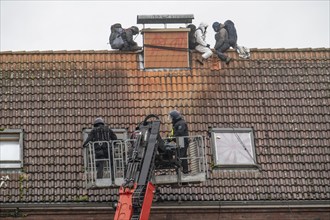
[0,130,23,169]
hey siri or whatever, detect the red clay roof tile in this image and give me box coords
[0,48,329,204]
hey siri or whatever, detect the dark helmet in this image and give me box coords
[130,26,139,35]
[93,117,105,126]
[169,110,181,121]
[212,22,220,31]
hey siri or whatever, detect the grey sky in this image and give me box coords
[1,0,329,51]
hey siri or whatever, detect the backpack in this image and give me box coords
[109,23,125,49]
[224,20,238,48]
[187,24,198,49]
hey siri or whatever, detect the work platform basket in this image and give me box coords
[83,135,207,188]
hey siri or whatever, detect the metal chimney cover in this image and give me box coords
[137,14,194,24]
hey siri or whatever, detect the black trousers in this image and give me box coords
[180,145,189,173]
[215,43,230,61]
[96,150,114,180]
[96,160,105,179]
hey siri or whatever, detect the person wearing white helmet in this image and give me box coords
[195,22,213,65]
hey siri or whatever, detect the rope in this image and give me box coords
[144,44,190,52]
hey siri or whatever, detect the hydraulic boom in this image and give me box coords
[114,115,163,220]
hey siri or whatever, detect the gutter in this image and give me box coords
[153,200,330,208]
[1,200,330,209]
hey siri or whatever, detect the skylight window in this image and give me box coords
[210,128,257,168]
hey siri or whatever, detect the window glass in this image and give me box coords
[211,128,256,167]
[0,141,20,161]
[0,130,23,169]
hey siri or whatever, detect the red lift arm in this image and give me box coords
[114,115,162,220]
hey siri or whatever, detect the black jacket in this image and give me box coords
[172,118,188,137]
[214,24,229,50]
[83,125,117,158]
[172,117,189,147]
[121,28,139,51]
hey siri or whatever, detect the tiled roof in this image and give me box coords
[0,48,329,204]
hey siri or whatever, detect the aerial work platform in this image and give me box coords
[83,135,207,188]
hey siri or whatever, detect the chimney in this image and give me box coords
[137,14,194,69]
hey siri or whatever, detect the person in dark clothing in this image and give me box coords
[212,22,232,64]
[109,24,141,51]
[224,20,250,59]
[83,117,117,179]
[121,26,142,51]
[168,110,190,174]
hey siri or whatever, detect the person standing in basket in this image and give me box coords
[168,110,190,174]
[83,117,117,178]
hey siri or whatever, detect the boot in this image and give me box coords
[196,57,204,65]
[225,57,232,65]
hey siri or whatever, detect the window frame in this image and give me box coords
[0,129,24,170]
[210,128,258,169]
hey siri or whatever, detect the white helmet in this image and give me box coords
[199,22,208,28]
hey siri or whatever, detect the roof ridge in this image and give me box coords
[1,48,329,54]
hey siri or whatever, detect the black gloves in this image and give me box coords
[206,44,210,48]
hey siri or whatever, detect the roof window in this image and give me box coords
[0,129,24,171]
[210,128,258,169]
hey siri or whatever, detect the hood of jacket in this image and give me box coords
[213,23,225,33]
[198,22,208,33]
[129,26,139,35]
